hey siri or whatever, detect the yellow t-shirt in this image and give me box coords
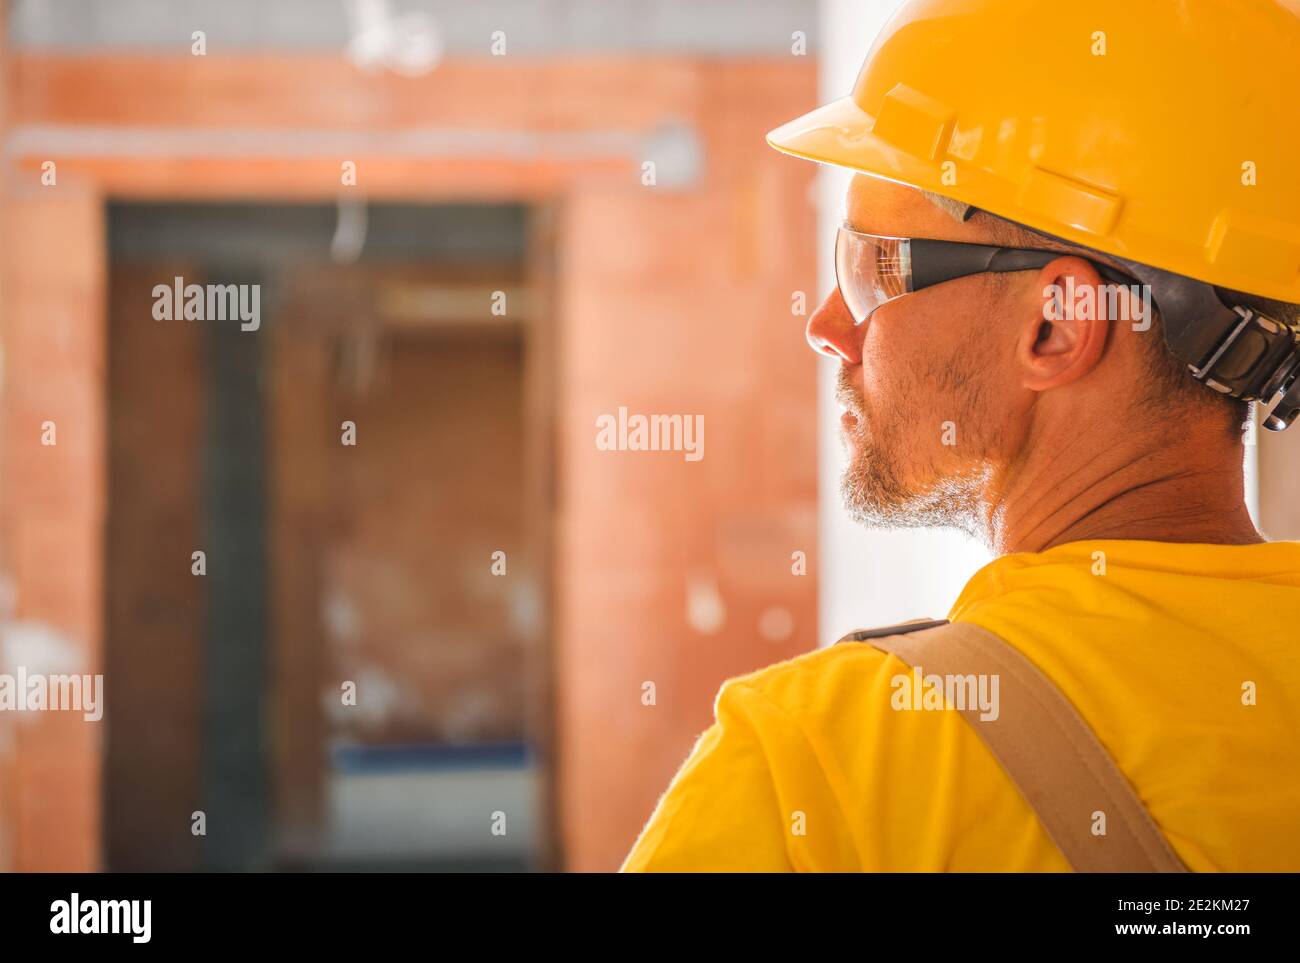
[620,539,1300,872]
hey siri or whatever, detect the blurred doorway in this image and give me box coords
[104,201,556,871]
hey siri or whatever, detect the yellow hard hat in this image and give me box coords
[767,0,1300,306]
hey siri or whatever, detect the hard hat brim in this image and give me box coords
[766,96,970,206]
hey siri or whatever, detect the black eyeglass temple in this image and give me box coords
[909,238,1140,291]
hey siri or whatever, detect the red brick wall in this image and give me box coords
[555,62,819,870]
[0,53,818,872]
[0,187,106,871]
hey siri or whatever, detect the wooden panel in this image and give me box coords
[104,258,205,871]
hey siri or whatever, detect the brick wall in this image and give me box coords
[0,52,819,872]
[555,62,819,870]
[0,186,106,871]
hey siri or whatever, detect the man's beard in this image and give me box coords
[835,368,986,536]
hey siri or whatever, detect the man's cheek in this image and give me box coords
[859,341,897,398]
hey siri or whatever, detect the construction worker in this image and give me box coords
[621,0,1300,872]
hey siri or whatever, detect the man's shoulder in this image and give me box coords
[716,618,952,720]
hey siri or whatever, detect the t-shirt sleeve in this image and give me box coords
[619,680,804,872]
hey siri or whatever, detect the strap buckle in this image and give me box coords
[1190,306,1300,430]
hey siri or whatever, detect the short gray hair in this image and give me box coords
[919,189,975,223]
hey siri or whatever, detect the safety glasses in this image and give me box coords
[834,226,1141,325]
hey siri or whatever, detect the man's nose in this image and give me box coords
[806,289,863,364]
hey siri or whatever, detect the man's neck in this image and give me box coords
[984,417,1263,555]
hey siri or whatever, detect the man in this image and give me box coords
[621,0,1300,871]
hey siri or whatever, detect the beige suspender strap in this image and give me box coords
[839,620,1189,873]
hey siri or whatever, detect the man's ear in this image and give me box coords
[1016,255,1112,392]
